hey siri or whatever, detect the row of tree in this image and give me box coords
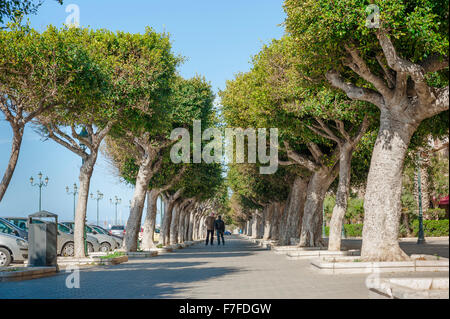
[0,21,225,257]
[222,0,448,261]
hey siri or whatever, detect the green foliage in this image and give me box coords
[324,224,364,237]
[323,194,364,224]
[412,219,449,237]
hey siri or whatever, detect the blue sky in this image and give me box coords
[0,0,286,226]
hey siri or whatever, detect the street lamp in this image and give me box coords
[66,183,78,220]
[417,154,426,244]
[110,196,121,225]
[90,190,104,226]
[30,172,49,211]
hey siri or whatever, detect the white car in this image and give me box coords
[0,232,28,266]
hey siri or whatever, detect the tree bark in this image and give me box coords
[0,128,23,202]
[278,176,309,245]
[141,189,160,250]
[361,114,417,261]
[170,201,180,245]
[123,157,154,252]
[299,168,337,247]
[263,204,274,240]
[74,153,97,257]
[328,144,353,251]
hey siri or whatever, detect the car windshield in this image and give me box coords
[0,220,15,235]
[58,223,72,234]
[85,225,95,233]
[92,226,106,234]
[111,226,124,230]
[7,218,27,230]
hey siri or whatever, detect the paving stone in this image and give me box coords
[0,235,447,299]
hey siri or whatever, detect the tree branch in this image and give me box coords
[326,70,385,108]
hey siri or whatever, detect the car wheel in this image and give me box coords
[100,242,111,252]
[0,248,12,267]
[87,242,94,253]
[61,242,74,257]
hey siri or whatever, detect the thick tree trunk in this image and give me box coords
[270,202,284,241]
[362,115,417,261]
[123,158,154,252]
[329,145,353,251]
[169,201,181,245]
[74,154,97,258]
[262,204,273,240]
[279,176,309,245]
[299,168,337,247]
[187,210,196,241]
[0,128,23,202]
[161,197,175,245]
[141,189,160,250]
[251,211,259,238]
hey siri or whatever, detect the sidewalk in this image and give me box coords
[0,235,448,299]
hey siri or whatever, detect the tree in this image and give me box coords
[0,24,100,202]
[284,0,448,260]
[221,36,375,247]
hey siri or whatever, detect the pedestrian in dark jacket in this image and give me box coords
[205,213,215,245]
[214,215,225,245]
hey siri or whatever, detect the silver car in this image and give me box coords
[56,223,100,256]
[4,218,99,257]
[90,225,122,250]
[0,232,28,266]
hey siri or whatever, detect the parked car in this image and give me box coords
[62,222,115,252]
[57,222,100,256]
[0,217,28,240]
[109,225,125,238]
[0,232,28,266]
[90,225,122,249]
[5,218,99,256]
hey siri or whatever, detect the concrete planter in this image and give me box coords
[369,277,449,299]
[126,251,158,258]
[0,266,57,282]
[287,249,360,260]
[311,254,449,274]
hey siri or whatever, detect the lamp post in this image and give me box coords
[417,154,426,244]
[90,190,104,226]
[110,196,121,225]
[66,184,78,220]
[30,172,49,211]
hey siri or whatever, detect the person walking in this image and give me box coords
[205,213,215,245]
[215,215,225,246]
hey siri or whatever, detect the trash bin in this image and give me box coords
[27,211,58,267]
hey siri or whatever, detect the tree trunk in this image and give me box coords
[123,158,154,252]
[74,153,97,258]
[279,176,309,245]
[329,145,353,251]
[161,197,176,245]
[263,204,274,240]
[0,128,23,202]
[299,168,337,247]
[362,114,417,261]
[169,201,180,245]
[270,202,284,241]
[141,189,160,250]
[251,211,259,238]
[187,210,195,241]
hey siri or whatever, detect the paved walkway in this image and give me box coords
[0,235,448,299]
